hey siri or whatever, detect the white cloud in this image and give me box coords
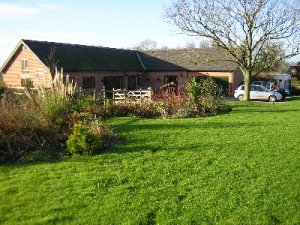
[0,2,39,20]
[0,2,63,20]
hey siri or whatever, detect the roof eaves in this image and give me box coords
[188,69,236,72]
[22,40,50,73]
[0,39,50,74]
[64,69,146,73]
[144,69,236,72]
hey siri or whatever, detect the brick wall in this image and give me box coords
[144,70,242,96]
[67,71,145,90]
[2,44,52,88]
[144,71,188,92]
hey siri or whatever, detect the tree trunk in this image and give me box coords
[243,70,251,101]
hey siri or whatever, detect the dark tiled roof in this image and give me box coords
[140,48,238,71]
[137,51,186,71]
[23,39,144,72]
[22,40,238,72]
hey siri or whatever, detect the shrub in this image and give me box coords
[73,94,105,120]
[0,103,64,163]
[185,77,230,115]
[0,68,79,163]
[109,99,162,118]
[0,105,35,162]
[67,122,101,155]
[74,95,95,112]
[67,119,116,155]
[108,92,193,119]
[152,91,191,118]
[0,82,5,95]
[89,119,118,149]
[0,69,119,162]
[1,88,28,106]
[24,69,77,130]
[291,77,300,95]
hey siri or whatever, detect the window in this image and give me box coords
[254,86,265,91]
[83,76,95,89]
[250,86,266,91]
[22,59,28,72]
[103,76,123,90]
[21,78,33,87]
[164,76,178,85]
[163,76,178,93]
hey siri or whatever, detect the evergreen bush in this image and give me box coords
[67,122,101,155]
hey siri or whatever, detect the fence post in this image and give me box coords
[148,87,152,99]
[102,86,106,108]
[139,88,142,106]
[124,88,127,105]
[112,88,115,104]
[93,89,96,101]
[78,87,82,98]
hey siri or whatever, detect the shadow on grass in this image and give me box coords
[4,96,300,166]
[1,150,64,167]
[105,118,268,155]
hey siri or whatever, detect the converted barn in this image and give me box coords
[0,39,243,96]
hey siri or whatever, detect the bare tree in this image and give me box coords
[185,42,196,48]
[134,39,158,51]
[166,0,300,100]
[44,47,58,78]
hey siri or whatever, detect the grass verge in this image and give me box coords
[1,97,300,224]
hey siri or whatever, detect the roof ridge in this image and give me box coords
[21,39,134,52]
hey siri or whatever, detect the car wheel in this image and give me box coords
[269,95,277,102]
[237,95,244,101]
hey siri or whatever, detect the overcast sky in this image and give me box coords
[0,0,299,66]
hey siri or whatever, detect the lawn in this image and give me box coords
[1,97,300,224]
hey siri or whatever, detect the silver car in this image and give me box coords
[234,85,283,102]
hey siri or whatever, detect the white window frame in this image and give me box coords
[22,58,28,72]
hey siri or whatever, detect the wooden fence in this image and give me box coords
[111,88,152,100]
[78,87,152,102]
[0,87,152,108]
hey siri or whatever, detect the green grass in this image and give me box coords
[1,97,300,224]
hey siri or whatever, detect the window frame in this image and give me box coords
[22,58,28,72]
[164,75,178,85]
[21,78,33,87]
